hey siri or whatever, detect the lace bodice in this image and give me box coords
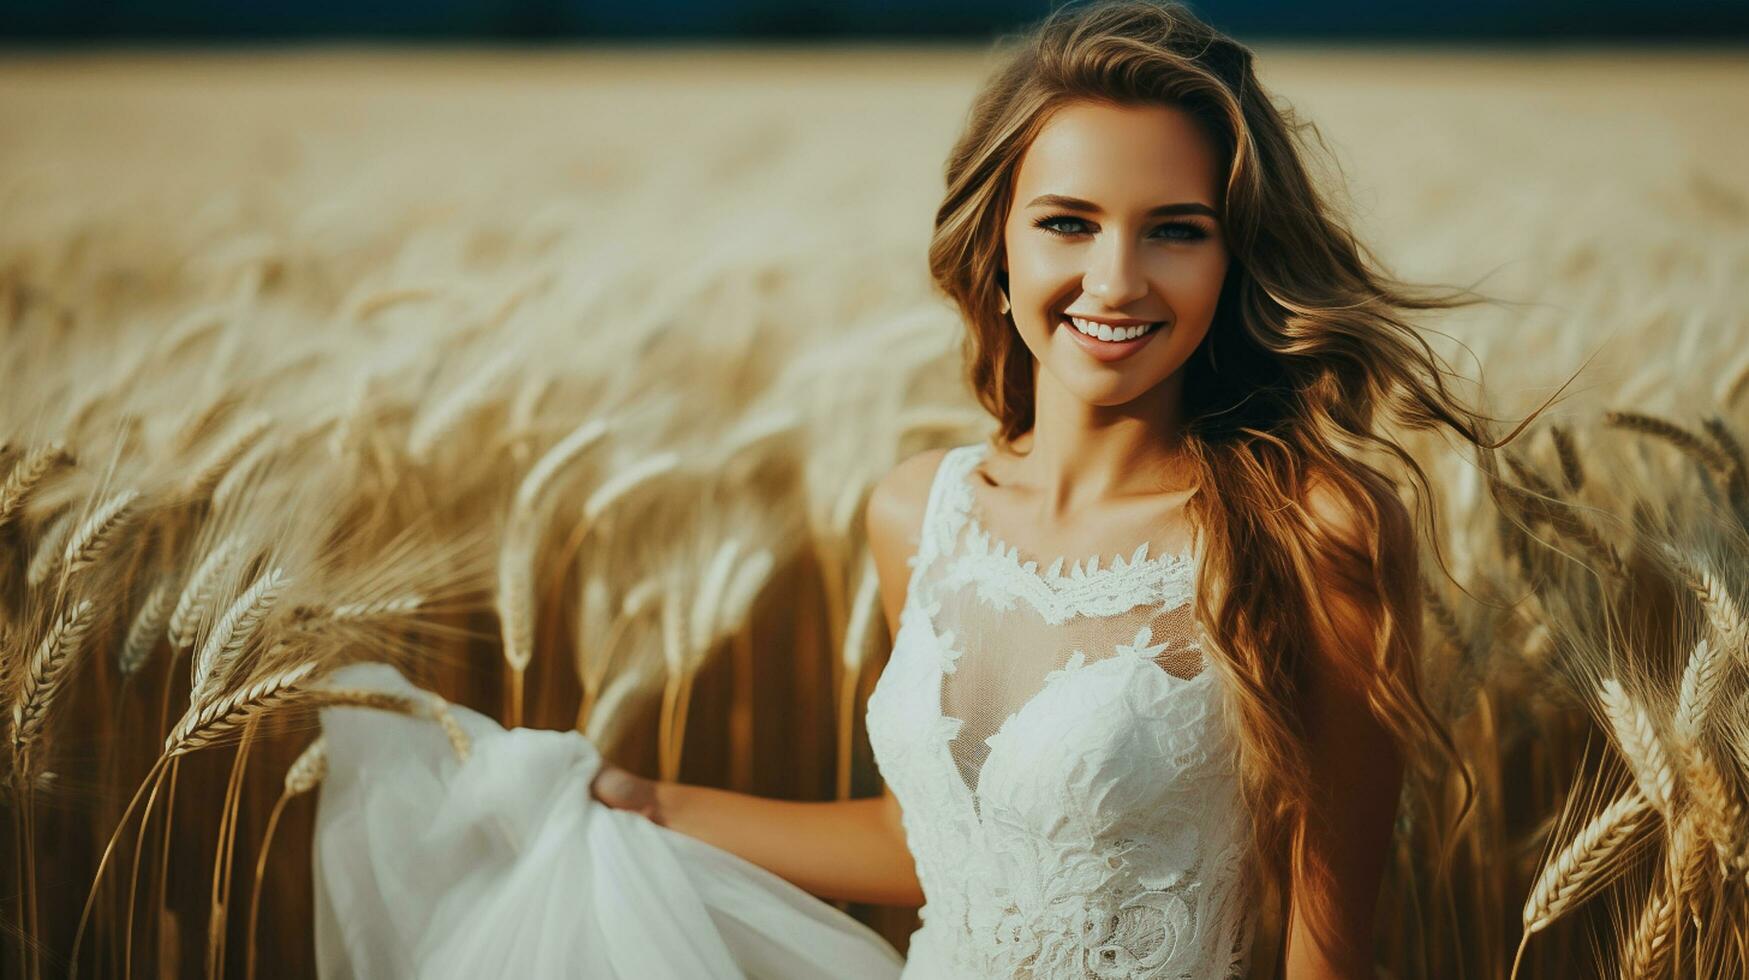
[865,442,1258,978]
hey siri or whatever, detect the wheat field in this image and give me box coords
[2,44,1748,978]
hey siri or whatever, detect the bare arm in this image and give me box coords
[1282,481,1413,979]
[589,449,948,909]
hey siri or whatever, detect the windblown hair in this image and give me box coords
[927,0,1557,957]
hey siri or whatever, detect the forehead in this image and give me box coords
[1013,100,1222,207]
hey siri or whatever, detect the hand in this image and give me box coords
[589,761,666,825]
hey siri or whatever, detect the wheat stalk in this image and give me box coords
[172,390,244,454]
[1677,738,1740,874]
[61,488,142,575]
[1547,423,1585,493]
[513,417,610,512]
[165,662,320,756]
[1701,416,1746,484]
[1624,858,1679,978]
[190,567,289,700]
[581,451,681,524]
[1522,789,1652,934]
[283,735,328,795]
[184,416,272,503]
[494,420,614,724]
[1605,410,1734,482]
[1673,637,1722,744]
[688,538,743,653]
[25,510,75,587]
[1599,678,1676,817]
[169,536,246,651]
[0,442,72,531]
[1500,452,1626,579]
[292,594,426,631]
[120,576,179,676]
[1662,545,1746,648]
[9,598,97,763]
[496,529,536,678]
[424,694,472,763]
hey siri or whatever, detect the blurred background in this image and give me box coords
[4,2,1748,979]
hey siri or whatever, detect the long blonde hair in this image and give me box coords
[928,0,1558,952]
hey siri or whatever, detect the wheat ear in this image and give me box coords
[165,663,321,757]
[169,536,245,651]
[61,488,142,575]
[120,576,178,676]
[582,452,682,523]
[1673,637,1722,744]
[1605,410,1734,481]
[326,594,424,620]
[24,510,75,587]
[1662,545,1746,653]
[424,694,472,763]
[1522,789,1652,934]
[184,416,271,503]
[1547,423,1586,492]
[1701,416,1746,483]
[1599,678,1676,817]
[9,598,97,763]
[283,735,328,795]
[1501,453,1626,579]
[514,418,610,512]
[1624,855,1679,978]
[190,567,289,700]
[0,442,71,531]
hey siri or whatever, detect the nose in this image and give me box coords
[1082,233,1149,308]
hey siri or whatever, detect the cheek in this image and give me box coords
[1158,253,1227,302]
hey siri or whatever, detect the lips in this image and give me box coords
[1059,315,1165,363]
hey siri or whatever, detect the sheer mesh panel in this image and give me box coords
[916,451,1206,818]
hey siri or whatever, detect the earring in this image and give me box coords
[997,287,1011,316]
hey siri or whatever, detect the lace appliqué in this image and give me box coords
[928,450,1197,628]
[865,443,1257,980]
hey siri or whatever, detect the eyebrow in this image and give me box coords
[1025,193,1218,219]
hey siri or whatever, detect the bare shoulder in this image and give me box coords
[865,447,953,637]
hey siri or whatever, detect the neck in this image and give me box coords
[1005,361,1196,522]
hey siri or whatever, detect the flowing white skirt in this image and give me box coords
[310,662,905,979]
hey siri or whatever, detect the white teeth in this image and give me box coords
[1066,316,1160,342]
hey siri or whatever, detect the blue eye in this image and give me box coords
[1031,215,1209,242]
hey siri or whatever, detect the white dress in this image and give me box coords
[309,440,1256,979]
[863,441,1258,978]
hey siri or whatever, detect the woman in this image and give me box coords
[317,1,1543,976]
[597,1,1527,974]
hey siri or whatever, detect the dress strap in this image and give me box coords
[904,442,982,582]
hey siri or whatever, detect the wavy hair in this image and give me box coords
[927,0,1563,956]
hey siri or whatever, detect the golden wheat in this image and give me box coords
[61,488,142,576]
[120,575,179,676]
[190,567,289,700]
[1522,789,1652,934]
[0,442,71,531]
[1599,678,1677,817]
[1604,410,1735,482]
[23,509,74,587]
[169,536,248,652]
[8,597,97,764]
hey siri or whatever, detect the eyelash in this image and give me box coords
[1032,215,1209,242]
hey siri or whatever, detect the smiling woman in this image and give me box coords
[301,2,1567,978]
[919,2,1574,977]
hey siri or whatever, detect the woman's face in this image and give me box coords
[1002,100,1230,407]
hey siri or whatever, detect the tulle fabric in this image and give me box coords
[311,661,905,979]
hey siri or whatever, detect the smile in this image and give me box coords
[1059,314,1166,363]
[1064,315,1163,342]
